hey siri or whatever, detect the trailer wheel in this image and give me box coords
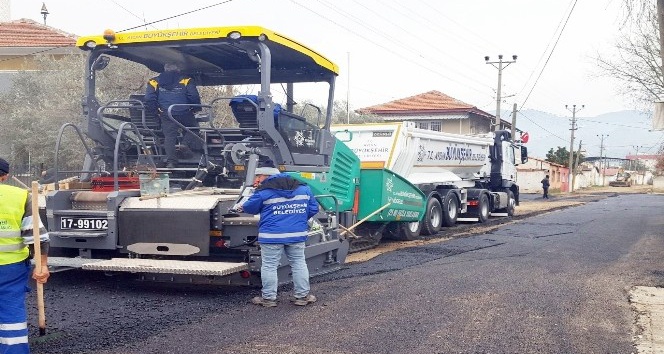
[441,192,458,227]
[421,197,442,235]
[397,221,421,241]
[476,194,490,223]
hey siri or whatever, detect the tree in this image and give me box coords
[331,100,382,124]
[545,146,584,168]
[0,54,240,174]
[597,1,664,108]
[0,54,89,172]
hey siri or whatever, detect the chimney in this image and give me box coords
[0,0,9,22]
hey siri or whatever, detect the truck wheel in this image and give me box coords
[476,194,489,223]
[397,221,421,241]
[500,190,515,216]
[421,197,442,235]
[441,192,458,227]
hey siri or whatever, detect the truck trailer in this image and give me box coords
[44,26,425,285]
[332,122,528,240]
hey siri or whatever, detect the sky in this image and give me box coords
[9,0,664,157]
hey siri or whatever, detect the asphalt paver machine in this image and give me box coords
[46,26,425,284]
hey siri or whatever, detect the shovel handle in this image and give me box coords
[30,182,46,335]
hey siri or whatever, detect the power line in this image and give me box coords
[577,118,652,130]
[518,0,579,110]
[516,0,577,102]
[118,0,234,32]
[107,0,158,30]
[0,1,236,65]
[517,111,568,142]
[293,0,493,99]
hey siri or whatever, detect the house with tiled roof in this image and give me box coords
[0,18,77,68]
[0,10,78,91]
[516,156,569,193]
[356,90,512,135]
[0,2,78,158]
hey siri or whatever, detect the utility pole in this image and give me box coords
[633,145,643,184]
[346,52,350,124]
[572,140,583,192]
[597,134,608,186]
[511,103,517,139]
[485,54,517,131]
[629,145,642,171]
[566,104,584,192]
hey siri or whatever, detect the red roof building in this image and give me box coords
[0,18,77,71]
[356,90,511,135]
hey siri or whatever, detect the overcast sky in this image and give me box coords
[11,0,632,115]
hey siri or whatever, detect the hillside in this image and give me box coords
[513,109,662,159]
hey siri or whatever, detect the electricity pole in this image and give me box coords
[597,134,608,186]
[632,145,643,184]
[346,52,350,124]
[572,140,583,192]
[485,54,517,131]
[629,145,642,171]
[566,104,584,192]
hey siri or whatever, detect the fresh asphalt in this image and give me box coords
[28,193,664,353]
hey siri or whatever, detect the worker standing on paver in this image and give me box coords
[237,167,318,307]
[0,158,50,354]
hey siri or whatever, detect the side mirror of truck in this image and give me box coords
[520,146,528,164]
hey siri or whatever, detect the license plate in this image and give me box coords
[60,217,108,230]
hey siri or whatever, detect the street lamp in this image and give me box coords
[40,3,49,25]
[485,54,517,131]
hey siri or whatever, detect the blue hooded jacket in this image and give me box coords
[241,174,319,244]
[145,71,201,117]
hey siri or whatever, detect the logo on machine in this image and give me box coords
[372,131,393,137]
[417,145,426,162]
[420,145,487,163]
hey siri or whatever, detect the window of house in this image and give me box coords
[430,121,441,132]
[418,122,429,130]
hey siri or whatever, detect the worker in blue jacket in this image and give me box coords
[238,167,318,307]
[0,158,50,354]
[145,62,202,168]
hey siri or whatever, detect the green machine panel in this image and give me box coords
[289,139,360,212]
[357,169,425,222]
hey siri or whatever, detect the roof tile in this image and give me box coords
[358,90,474,113]
[0,18,76,47]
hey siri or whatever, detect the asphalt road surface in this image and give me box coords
[29,193,664,354]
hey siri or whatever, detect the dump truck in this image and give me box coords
[331,122,528,240]
[609,170,632,187]
[45,26,425,285]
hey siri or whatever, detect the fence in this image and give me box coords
[3,163,46,189]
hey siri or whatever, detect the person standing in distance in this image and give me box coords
[237,167,318,307]
[0,158,50,354]
[145,62,203,168]
[541,174,550,199]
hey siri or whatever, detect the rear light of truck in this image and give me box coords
[468,200,479,206]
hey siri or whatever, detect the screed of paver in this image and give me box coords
[630,286,664,354]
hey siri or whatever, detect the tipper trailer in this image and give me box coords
[45,26,425,285]
[332,122,528,240]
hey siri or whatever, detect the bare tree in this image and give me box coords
[596,1,664,109]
